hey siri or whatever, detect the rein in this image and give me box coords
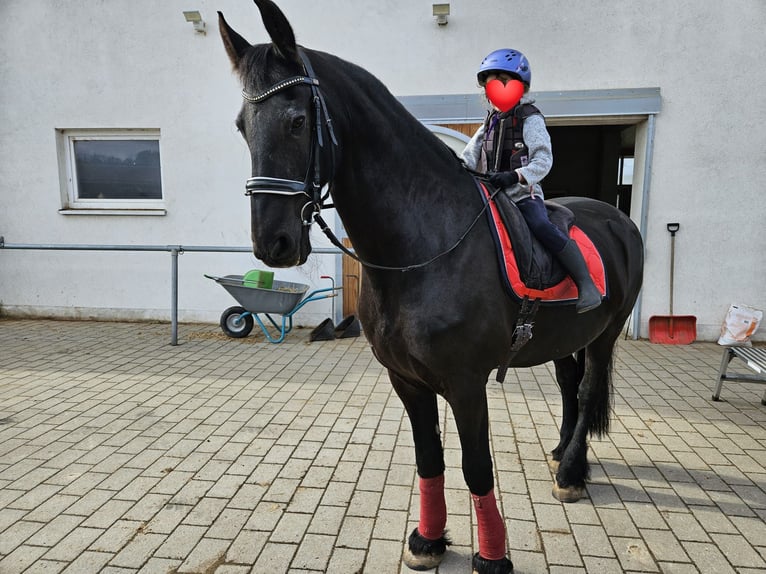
[313,180,499,272]
[242,50,498,272]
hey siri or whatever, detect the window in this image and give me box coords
[618,156,634,186]
[58,129,165,214]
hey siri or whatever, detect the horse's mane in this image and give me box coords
[315,49,463,168]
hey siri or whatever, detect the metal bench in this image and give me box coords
[712,346,766,405]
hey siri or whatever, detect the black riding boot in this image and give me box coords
[556,240,602,313]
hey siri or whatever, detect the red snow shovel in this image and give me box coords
[649,223,697,344]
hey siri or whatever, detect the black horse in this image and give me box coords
[219,2,644,572]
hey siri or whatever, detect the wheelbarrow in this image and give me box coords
[205,274,341,343]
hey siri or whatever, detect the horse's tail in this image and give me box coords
[582,348,614,439]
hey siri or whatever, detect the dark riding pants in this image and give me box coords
[516,196,569,253]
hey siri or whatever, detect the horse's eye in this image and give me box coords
[291,116,306,132]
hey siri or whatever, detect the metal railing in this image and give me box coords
[0,236,341,345]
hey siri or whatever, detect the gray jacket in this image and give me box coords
[461,95,552,203]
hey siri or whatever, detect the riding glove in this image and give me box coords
[488,170,520,188]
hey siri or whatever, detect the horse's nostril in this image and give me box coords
[269,234,294,261]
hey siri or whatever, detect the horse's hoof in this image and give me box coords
[471,552,513,574]
[403,546,444,570]
[552,482,586,503]
[548,458,560,473]
[402,528,450,571]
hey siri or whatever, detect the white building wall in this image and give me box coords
[1,0,764,340]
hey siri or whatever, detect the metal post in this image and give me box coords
[170,247,180,346]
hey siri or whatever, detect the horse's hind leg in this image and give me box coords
[552,331,618,503]
[390,372,451,570]
[550,351,583,473]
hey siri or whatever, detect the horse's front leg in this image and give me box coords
[390,372,451,570]
[449,386,514,574]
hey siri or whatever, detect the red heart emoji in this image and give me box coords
[485,79,524,113]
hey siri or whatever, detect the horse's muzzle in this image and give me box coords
[252,231,310,268]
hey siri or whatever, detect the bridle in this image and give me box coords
[241,49,498,272]
[242,50,338,227]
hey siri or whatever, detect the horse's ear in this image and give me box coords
[218,11,252,69]
[253,0,300,65]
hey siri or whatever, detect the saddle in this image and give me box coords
[476,180,606,304]
[492,191,573,291]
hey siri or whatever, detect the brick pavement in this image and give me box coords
[0,318,764,573]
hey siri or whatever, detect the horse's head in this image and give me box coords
[219,1,336,267]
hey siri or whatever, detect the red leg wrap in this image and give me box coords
[418,474,446,540]
[472,489,506,561]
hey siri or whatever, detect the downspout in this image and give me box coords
[632,113,656,339]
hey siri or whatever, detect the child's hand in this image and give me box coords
[488,170,520,188]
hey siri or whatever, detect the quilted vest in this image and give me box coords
[482,103,542,172]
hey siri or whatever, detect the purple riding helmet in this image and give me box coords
[477,48,531,86]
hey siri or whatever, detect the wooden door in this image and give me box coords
[342,238,361,317]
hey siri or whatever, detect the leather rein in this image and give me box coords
[242,50,496,272]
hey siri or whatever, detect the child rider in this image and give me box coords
[461,48,601,313]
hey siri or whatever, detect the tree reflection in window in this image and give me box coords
[74,140,162,200]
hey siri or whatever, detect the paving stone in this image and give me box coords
[269,512,312,544]
[206,508,251,540]
[507,518,542,552]
[0,544,49,574]
[365,538,402,573]
[571,523,614,557]
[709,532,766,568]
[540,530,583,567]
[336,515,375,549]
[176,537,230,573]
[681,541,736,574]
[581,556,624,573]
[108,532,165,569]
[641,528,690,562]
[307,504,346,536]
[611,536,658,572]
[137,557,183,573]
[43,526,104,562]
[154,524,206,560]
[250,542,296,574]
[290,533,334,571]
[325,547,366,573]
[26,514,85,548]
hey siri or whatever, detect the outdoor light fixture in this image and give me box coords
[432,3,450,26]
[183,10,206,35]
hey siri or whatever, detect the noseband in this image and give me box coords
[243,50,338,226]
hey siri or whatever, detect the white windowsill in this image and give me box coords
[59,209,167,216]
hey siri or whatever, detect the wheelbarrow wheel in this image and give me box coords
[220,306,254,338]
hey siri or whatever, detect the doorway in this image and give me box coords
[545,124,636,215]
[435,122,637,217]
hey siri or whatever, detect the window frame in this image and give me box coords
[57,128,166,215]
[618,155,634,186]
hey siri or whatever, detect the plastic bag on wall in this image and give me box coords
[718,303,763,346]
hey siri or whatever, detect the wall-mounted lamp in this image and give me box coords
[183,11,206,35]
[432,3,450,26]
